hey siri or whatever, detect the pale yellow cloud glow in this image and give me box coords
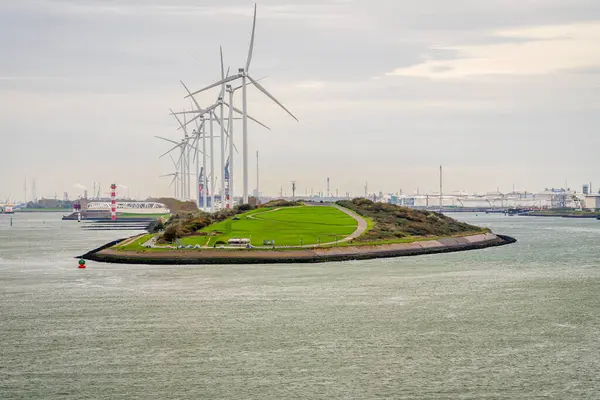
[387,22,600,79]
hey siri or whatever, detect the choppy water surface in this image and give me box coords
[1,212,599,399]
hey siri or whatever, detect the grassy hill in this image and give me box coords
[178,205,358,247]
[138,199,485,251]
[336,199,484,242]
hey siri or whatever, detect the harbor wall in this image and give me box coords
[82,233,516,265]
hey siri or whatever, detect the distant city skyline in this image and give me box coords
[1,0,599,201]
[4,174,596,204]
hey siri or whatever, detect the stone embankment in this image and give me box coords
[82,232,516,265]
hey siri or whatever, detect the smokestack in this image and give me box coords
[439,165,443,210]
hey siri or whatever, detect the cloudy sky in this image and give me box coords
[1,0,599,201]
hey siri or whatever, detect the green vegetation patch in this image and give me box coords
[179,206,358,247]
[337,198,485,242]
[117,233,155,251]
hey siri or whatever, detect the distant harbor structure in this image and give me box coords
[62,199,169,221]
[266,187,599,212]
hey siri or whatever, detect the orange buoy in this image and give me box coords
[78,259,86,269]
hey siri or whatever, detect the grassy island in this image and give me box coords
[81,199,514,264]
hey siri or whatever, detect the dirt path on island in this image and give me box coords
[298,203,368,247]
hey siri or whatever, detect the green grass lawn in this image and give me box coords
[117,233,155,251]
[180,206,358,247]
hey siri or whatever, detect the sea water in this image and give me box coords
[1,212,599,399]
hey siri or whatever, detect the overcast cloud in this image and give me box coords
[1,0,599,200]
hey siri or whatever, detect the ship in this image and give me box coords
[1,204,15,214]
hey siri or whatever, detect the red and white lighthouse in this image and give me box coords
[110,183,117,221]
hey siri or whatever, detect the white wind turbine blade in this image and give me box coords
[168,108,187,131]
[190,136,211,161]
[175,145,186,168]
[169,175,178,188]
[223,101,270,130]
[180,81,203,112]
[188,134,199,162]
[182,108,189,136]
[212,108,239,154]
[185,75,240,98]
[160,173,176,178]
[246,3,257,72]
[210,110,232,144]
[224,126,239,155]
[191,118,206,163]
[232,75,266,92]
[169,153,179,169]
[247,75,299,121]
[178,103,219,130]
[159,143,181,158]
[192,138,199,163]
[170,110,206,115]
[155,135,180,146]
[220,46,226,98]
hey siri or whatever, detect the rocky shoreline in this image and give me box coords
[80,232,516,265]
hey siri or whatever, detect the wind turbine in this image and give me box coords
[224,79,262,208]
[156,114,198,202]
[159,154,182,199]
[187,117,225,211]
[168,107,203,201]
[160,172,180,199]
[179,75,269,209]
[188,115,208,209]
[185,4,298,204]
[156,136,187,199]
[175,94,220,211]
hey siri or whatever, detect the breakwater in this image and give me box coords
[82,233,516,265]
